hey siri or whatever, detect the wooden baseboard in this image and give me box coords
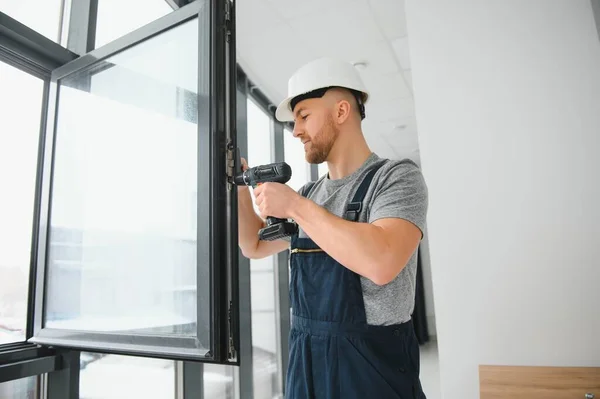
[479,365,600,399]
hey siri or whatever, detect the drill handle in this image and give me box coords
[266,216,287,226]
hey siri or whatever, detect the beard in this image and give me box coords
[306,114,338,164]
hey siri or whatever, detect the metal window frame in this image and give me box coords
[235,71,255,399]
[272,122,291,396]
[0,346,58,384]
[0,346,81,398]
[0,12,77,78]
[179,361,204,398]
[592,0,600,42]
[45,351,80,398]
[64,0,98,54]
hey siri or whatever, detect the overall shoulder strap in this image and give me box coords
[301,181,317,198]
[344,164,384,221]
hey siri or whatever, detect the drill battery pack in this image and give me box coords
[258,219,298,241]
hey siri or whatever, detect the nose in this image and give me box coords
[292,123,301,138]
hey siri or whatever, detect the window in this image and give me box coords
[0,376,39,399]
[246,98,282,399]
[79,353,174,399]
[0,61,44,345]
[246,98,273,189]
[30,1,237,363]
[44,17,203,340]
[283,127,311,191]
[95,0,174,48]
[0,0,64,42]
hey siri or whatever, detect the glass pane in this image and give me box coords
[246,97,282,399]
[0,376,39,399]
[283,127,311,191]
[249,269,279,398]
[0,62,44,344]
[203,364,235,399]
[44,17,209,343]
[79,353,174,399]
[246,98,272,215]
[0,0,63,42]
[95,0,173,48]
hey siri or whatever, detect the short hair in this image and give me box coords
[290,86,366,119]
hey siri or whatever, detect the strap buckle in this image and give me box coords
[345,202,362,221]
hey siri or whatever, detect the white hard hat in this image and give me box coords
[275,57,369,122]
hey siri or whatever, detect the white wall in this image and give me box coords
[406,1,600,398]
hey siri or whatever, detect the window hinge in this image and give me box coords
[228,300,236,360]
[224,1,232,43]
[225,0,231,21]
[226,139,234,188]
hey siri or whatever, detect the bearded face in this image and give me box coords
[292,89,359,164]
[305,113,339,164]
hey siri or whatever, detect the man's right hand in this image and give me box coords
[237,157,289,259]
[238,157,249,191]
[240,157,249,172]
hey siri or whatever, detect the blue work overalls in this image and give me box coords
[286,167,426,399]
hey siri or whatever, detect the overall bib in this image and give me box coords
[286,167,426,399]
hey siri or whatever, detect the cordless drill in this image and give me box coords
[234,162,299,241]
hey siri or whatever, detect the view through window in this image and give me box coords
[53,6,199,395]
[0,61,44,345]
[0,0,63,42]
[79,355,174,399]
[0,376,39,399]
[283,127,311,192]
[95,0,173,48]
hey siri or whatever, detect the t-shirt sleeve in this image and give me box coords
[368,161,428,237]
[281,183,311,242]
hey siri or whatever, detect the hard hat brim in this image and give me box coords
[275,96,295,122]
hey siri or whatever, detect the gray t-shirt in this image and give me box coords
[295,152,428,326]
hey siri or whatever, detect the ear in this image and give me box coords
[335,100,352,124]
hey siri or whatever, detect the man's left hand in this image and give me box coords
[253,182,301,220]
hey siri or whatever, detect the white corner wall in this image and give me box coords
[405,1,600,398]
[419,226,437,337]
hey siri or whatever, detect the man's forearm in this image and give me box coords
[289,197,395,285]
[237,187,264,257]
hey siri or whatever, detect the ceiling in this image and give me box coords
[235,0,420,163]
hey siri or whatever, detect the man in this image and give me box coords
[238,57,428,398]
